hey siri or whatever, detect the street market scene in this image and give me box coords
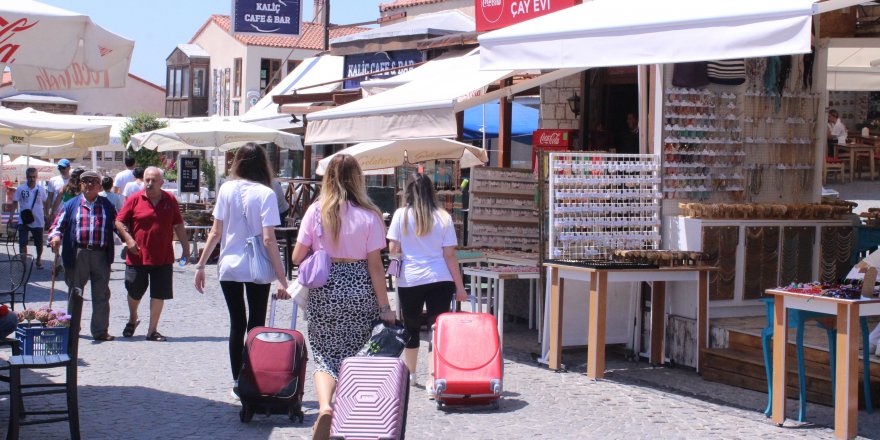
[3,0,880,439]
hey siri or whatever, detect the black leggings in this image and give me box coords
[397,281,455,349]
[220,281,271,381]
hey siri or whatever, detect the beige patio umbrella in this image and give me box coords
[128,117,302,152]
[316,138,488,175]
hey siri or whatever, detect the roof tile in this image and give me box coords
[379,0,449,12]
[196,15,368,49]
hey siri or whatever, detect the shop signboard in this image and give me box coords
[232,0,302,35]
[343,50,423,89]
[476,0,580,32]
[532,129,575,174]
[178,155,201,194]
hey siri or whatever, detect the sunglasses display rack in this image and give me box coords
[547,152,662,260]
[662,87,745,202]
[467,166,539,252]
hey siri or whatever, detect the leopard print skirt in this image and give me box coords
[305,260,379,379]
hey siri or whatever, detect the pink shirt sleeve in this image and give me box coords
[365,210,387,254]
[296,204,317,248]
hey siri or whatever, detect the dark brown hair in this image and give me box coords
[230,142,273,187]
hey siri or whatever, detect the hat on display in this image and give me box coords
[57,159,71,169]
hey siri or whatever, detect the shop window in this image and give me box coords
[233,58,242,98]
[287,60,299,75]
[233,101,239,116]
[193,68,206,98]
[115,152,124,161]
[173,68,182,98]
[165,69,172,97]
[260,58,281,96]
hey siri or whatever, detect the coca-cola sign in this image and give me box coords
[533,129,574,147]
[0,16,39,64]
[476,0,579,32]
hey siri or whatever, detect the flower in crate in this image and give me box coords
[19,306,71,327]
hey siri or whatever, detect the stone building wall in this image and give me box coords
[539,74,581,130]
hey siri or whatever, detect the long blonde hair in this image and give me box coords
[402,173,450,236]
[319,154,383,243]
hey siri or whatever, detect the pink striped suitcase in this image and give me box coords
[330,357,409,440]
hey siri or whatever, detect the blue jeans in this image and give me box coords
[17,225,43,259]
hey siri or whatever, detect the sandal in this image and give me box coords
[94,334,115,342]
[122,320,140,338]
[312,409,332,440]
[146,331,167,342]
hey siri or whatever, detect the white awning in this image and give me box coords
[241,55,344,129]
[305,52,578,145]
[478,0,863,71]
[330,10,474,45]
[826,38,880,91]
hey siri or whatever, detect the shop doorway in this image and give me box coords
[585,68,639,153]
[607,84,639,155]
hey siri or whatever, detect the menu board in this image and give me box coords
[178,155,200,194]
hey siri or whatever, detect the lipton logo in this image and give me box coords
[480,0,505,24]
[0,16,39,64]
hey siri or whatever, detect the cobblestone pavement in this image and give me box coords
[2,250,879,439]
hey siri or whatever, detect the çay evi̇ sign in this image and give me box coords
[476,0,579,32]
[233,0,301,35]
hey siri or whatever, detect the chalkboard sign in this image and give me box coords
[178,155,201,194]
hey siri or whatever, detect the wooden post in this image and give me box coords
[587,271,607,379]
[497,78,513,167]
[771,295,788,426]
[301,115,312,179]
[650,281,666,365]
[697,270,709,372]
[834,302,859,440]
[548,267,564,370]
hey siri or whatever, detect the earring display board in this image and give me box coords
[468,166,539,251]
[397,161,464,244]
[547,152,662,260]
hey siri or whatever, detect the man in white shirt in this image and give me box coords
[122,167,145,202]
[113,156,136,194]
[827,109,847,157]
[11,167,48,269]
[45,159,71,222]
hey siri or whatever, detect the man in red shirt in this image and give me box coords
[115,166,189,341]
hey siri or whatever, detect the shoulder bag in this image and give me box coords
[237,182,276,284]
[19,187,39,225]
[385,210,403,277]
[297,205,330,289]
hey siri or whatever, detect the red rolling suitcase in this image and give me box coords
[238,295,307,423]
[330,356,409,440]
[431,299,503,409]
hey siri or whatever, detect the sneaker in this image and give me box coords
[425,379,435,400]
[871,343,878,356]
[408,373,418,387]
[231,381,240,400]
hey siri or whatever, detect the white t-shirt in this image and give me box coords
[13,184,48,228]
[122,181,144,199]
[114,169,134,191]
[829,119,847,145]
[99,191,124,211]
[213,179,280,282]
[48,175,67,195]
[386,207,457,288]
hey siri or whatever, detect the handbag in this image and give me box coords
[19,188,39,225]
[707,59,746,85]
[297,205,331,289]
[385,212,403,278]
[236,182,276,284]
[291,280,309,308]
[357,320,409,358]
[672,62,709,88]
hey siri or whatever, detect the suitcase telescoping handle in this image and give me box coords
[269,293,299,330]
[450,295,477,313]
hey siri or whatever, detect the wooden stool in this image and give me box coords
[824,157,847,184]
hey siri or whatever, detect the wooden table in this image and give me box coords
[543,262,712,379]
[767,289,880,439]
[462,265,541,350]
[835,144,876,181]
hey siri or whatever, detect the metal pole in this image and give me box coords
[324,0,331,51]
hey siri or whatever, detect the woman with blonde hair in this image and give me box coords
[291,154,394,439]
[193,143,289,398]
[387,173,466,395]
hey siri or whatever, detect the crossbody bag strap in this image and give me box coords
[235,181,257,238]
[312,203,324,252]
[29,187,39,210]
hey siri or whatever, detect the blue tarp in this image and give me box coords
[462,100,538,140]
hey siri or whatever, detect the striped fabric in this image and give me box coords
[707,59,746,85]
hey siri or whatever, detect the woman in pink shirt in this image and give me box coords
[291,154,395,439]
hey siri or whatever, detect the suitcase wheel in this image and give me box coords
[491,400,500,410]
[239,405,255,423]
[288,405,304,423]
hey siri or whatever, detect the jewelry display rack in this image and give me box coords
[547,152,662,260]
[468,166,539,251]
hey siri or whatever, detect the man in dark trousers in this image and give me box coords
[115,166,188,342]
[49,170,118,342]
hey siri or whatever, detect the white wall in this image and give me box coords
[382,0,474,19]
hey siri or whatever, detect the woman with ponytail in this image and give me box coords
[386,173,466,396]
[291,154,394,439]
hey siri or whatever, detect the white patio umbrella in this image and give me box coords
[0,107,111,167]
[128,117,303,152]
[315,138,488,175]
[0,156,57,181]
[0,0,134,91]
